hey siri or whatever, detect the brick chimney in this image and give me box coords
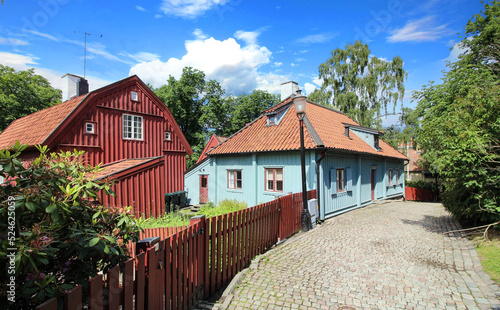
[280,81,299,101]
[61,74,89,101]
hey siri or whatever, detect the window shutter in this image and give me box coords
[330,169,337,192]
[346,167,352,192]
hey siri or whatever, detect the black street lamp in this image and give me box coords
[293,90,312,232]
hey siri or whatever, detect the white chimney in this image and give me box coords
[61,74,89,101]
[280,81,299,101]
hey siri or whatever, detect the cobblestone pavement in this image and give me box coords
[215,201,500,310]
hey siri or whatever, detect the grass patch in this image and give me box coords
[472,229,500,285]
[139,199,248,229]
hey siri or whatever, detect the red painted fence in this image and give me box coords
[405,187,437,202]
[36,190,315,310]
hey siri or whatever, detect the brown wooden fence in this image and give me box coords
[36,190,316,310]
[405,187,437,202]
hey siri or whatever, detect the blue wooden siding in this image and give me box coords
[185,151,404,219]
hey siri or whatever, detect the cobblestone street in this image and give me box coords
[214,201,500,310]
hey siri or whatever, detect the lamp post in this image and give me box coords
[293,90,312,232]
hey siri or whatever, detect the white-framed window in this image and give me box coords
[331,167,352,194]
[396,169,400,185]
[122,114,143,140]
[336,169,345,192]
[228,170,242,189]
[265,168,283,192]
[131,91,139,101]
[164,131,171,141]
[387,169,393,186]
[85,122,95,134]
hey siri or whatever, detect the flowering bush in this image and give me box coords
[0,142,142,309]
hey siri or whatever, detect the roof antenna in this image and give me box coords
[73,31,103,78]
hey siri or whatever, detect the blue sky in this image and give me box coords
[0,0,484,126]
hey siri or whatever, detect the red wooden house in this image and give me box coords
[0,75,192,217]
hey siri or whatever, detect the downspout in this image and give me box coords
[315,150,326,222]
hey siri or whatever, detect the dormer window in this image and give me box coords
[374,135,380,150]
[131,91,139,102]
[268,115,276,125]
[85,122,95,134]
[164,130,172,141]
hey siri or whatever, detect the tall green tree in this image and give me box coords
[0,65,61,132]
[315,41,407,127]
[413,1,500,224]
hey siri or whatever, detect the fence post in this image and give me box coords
[190,215,206,300]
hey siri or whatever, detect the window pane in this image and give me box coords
[236,171,242,180]
[276,181,283,191]
[236,180,242,189]
[228,171,234,188]
[267,180,273,191]
[276,169,283,181]
[267,169,273,180]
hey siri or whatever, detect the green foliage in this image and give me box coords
[140,211,191,229]
[0,143,142,308]
[315,41,407,127]
[405,180,437,192]
[140,199,248,229]
[413,1,500,224]
[197,199,248,218]
[0,65,61,132]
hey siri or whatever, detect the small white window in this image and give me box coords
[164,131,171,141]
[123,114,143,140]
[85,122,95,134]
[131,91,139,102]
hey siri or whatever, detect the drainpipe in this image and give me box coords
[315,150,326,222]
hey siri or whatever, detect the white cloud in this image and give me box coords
[23,30,59,42]
[255,72,290,94]
[193,29,208,40]
[65,39,132,65]
[121,51,161,63]
[304,82,317,96]
[155,14,163,18]
[129,34,291,94]
[136,5,147,11]
[273,62,283,67]
[160,0,230,18]
[387,16,451,43]
[0,51,112,97]
[234,29,263,46]
[0,37,29,46]
[295,32,337,44]
[443,42,468,63]
[291,63,297,67]
[0,51,38,69]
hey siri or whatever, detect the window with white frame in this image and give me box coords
[396,169,400,185]
[388,169,393,185]
[336,169,345,192]
[122,114,143,140]
[265,168,283,192]
[131,91,139,101]
[165,131,172,141]
[228,170,242,189]
[85,122,95,134]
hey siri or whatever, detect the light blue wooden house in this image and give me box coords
[185,82,408,220]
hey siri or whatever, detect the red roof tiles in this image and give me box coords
[0,95,86,149]
[209,100,407,160]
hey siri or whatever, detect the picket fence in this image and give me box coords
[36,190,316,310]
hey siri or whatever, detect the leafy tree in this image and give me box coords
[413,1,500,224]
[0,143,142,308]
[221,90,279,136]
[0,65,61,132]
[315,41,407,127]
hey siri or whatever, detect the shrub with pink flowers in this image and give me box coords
[0,142,142,309]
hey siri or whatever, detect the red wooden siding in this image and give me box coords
[405,187,437,202]
[57,83,187,167]
[100,161,166,218]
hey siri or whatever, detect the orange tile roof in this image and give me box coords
[92,157,162,180]
[209,100,407,160]
[0,95,86,149]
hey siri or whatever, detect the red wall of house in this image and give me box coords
[100,162,166,218]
